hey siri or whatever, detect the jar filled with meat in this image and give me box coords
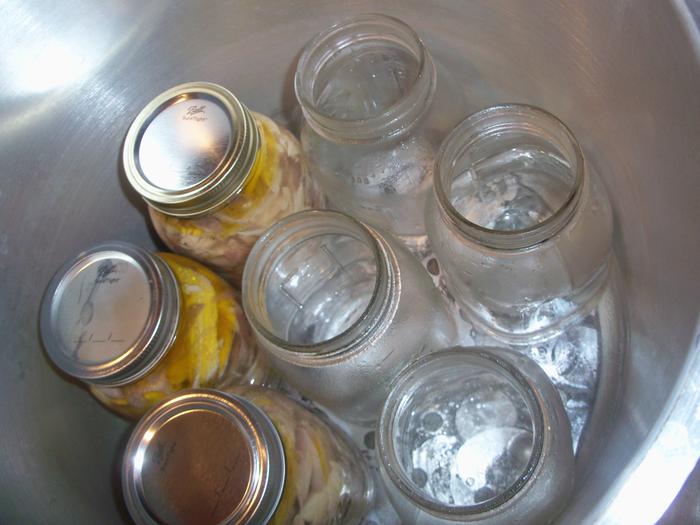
[122,388,373,525]
[122,82,322,285]
[39,241,274,418]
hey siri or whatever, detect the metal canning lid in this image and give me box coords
[122,82,261,218]
[39,241,180,386]
[122,389,285,525]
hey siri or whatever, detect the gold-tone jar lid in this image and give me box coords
[39,241,180,386]
[122,82,260,218]
[122,389,285,525]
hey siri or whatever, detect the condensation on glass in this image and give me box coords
[122,388,373,525]
[242,210,455,424]
[295,14,467,247]
[426,104,614,341]
[378,347,574,525]
[39,241,272,418]
[122,82,322,285]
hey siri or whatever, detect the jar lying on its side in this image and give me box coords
[426,104,613,342]
[378,347,574,525]
[123,82,322,285]
[295,14,467,246]
[39,242,272,418]
[242,210,455,424]
[122,388,373,525]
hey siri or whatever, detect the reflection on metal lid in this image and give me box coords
[39,241,180,385]
[122,389,285,525]
[138,95,233,191]
[123,82,261,218]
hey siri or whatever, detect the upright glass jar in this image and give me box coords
[122,388,373,525]
[123,82,322,285]
[39,242,272,418]
[242,210,455,424]
[295,14,466,246]
[378,347,574,525]
[426,104,613,342]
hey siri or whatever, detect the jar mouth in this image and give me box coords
[294,13,435,143]
[434,104,584,250]
[378,348,545,518]
[242,210,390,356]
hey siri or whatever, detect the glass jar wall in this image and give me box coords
[426,104,613,341]
[295,14,466,246]
[242,210,455,424]
[39,242,272,418]
[123,82,322,285]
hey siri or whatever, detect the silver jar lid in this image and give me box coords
[39,241,180,386]
[122,82,261,218]
[122,389,285,525]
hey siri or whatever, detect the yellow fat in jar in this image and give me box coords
[218,113,280,226]
[157,252,237,387]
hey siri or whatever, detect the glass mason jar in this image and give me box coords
[295,14,466,246]
[122,82,322,285]
[242,210,455,424]
[122,388,373,525]
[426,104,613,342]
[378,347,574,525]
[39,242,272,419]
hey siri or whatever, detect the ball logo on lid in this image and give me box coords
[182,104,208,122]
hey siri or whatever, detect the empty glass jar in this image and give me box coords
[242,210,455,424]
[123,82,322,285]
[426,104,613,341]
[122,388,373,525]
[378,347,574,525]
[295,14,466,246]
[39,242,271,418]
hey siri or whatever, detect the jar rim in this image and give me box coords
[294,13,436,143]
[433,103,585,250]
[377,347,546,518]
[242,209,392,358]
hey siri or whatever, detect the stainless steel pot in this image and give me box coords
[1,1,699,523]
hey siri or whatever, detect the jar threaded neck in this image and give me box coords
[434,104,585,250]
[294,14,436,143]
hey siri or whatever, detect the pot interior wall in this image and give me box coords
[1,1,699,523]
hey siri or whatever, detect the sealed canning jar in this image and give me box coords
[426,104,614,341]
[39,241,271,418]
[295,14,466,246]
[122,388,373,525]
[242,210,455,424]
[378,347,574,525]
[123,82,322,285]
